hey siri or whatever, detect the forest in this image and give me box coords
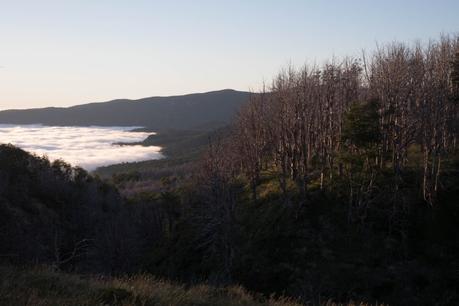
[1,35,459,305]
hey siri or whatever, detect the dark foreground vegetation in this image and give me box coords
[1,35,458,305]
[0,266,308,306]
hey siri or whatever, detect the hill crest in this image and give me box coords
[0,89,250,130]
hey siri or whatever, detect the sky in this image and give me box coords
[0,0,458,110]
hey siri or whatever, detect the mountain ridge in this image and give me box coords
[0,89,250,130]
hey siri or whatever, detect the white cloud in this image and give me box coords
[0,125,163,170]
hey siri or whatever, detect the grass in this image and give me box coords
[0,265,388,306]
[0,265,302,306]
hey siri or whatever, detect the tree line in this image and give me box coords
[210,35,459,206]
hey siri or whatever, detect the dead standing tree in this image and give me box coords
[232,35,458,207]
[235,90,270,201]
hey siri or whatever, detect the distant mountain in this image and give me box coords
[0,89,250,130]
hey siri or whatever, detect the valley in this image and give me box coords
[0,2,458,304]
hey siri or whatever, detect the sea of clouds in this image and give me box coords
[0,124,163,170]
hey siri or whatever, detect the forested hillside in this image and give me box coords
[0,144,133,272]
[102,36,459,305]
[0,89,250,130]
[194,36,459,304]
[1,36,459,306]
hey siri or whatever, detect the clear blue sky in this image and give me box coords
[0,0,458,109]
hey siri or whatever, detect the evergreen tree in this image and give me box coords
[342,99,381,150]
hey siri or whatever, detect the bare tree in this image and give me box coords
[217,35,458,209]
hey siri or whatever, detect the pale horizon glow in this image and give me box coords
[0,125,163,170]
[0,0,458,110]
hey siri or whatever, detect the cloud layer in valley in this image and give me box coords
[0,125,163,170]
